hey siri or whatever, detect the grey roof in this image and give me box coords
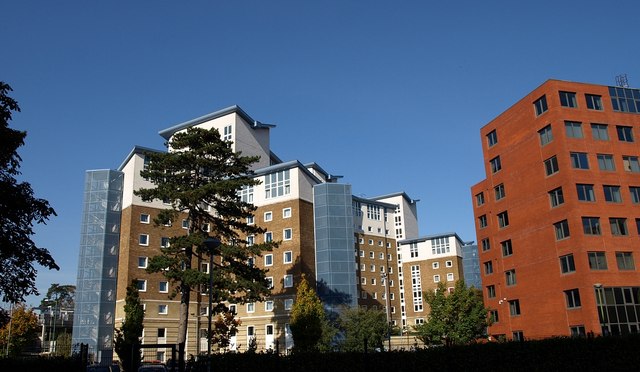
[158,105,275,140]
[399,232,465,245]
[303,162,343,181]
[118,145,164,171]
[371,191,419,204]
[253,160,323,185]
[351,194,397,209]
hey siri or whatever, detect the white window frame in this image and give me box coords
[432,262,439,269]
[181,219,189,229]
[265,301,274,312]
[445,260,453,267]
[266,277,273,289]
[283,251,293,264]
[159,281,169,293]
[140,214,150,224]
[247,303,255,313]
[284,274,293,288]
[283,208,292,218]
[264,211,273,222]
[264,254,273,267]
[447,273,454,281]
[138,256,148,269]
[139,234,149,246]
[283,228,293,241]
[284,298,293,310]
[433,275,441,283]
[265,232,273,243]
[137,280,147,292]
[158,304,168,315]
[247,216,254,225]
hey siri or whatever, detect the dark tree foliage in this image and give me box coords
[340,307,387,352]
[135,126,276,347]
[0,82,58,303]
[39,283,75,310]
[114,281,144,372]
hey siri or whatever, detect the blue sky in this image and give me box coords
[2,1,639,306]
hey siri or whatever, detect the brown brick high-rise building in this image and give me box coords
[472,79,640,340]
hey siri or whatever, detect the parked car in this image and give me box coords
[87,364,121,372]
[138,363,168,372]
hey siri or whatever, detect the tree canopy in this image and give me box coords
[114,281,144,372]
[135,126,276,348]
[39,283,75,310]
[0,303,40,355]
[289,277,325,352]
[414,279,490,346]
[339,307,388,352]
[0,82,58,303]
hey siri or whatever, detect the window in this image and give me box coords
[283,228,292,240]
[284,251,293,264]
[161,237,170,248]
[284,299,293,310]
[597,154,616,171]
[283,208,292,218]
[371,278,376,285]
[570,326,586,338]
[544,156,559,176]
[505,269,516,286]
[368,240,374,246]
[490,310,499,323]
[487,129,498,147]
[222,125,232,141]
[509,300,521,316]
[359,250,364,257]
[433,275,440,283]
[361,277,366,285]
[609,86,640,113]
[265,301,274,312]
[158,304,168,315]
[616,252,635,270]
[265,232,273,243]
[481,238,490,252]
[588,252,608,270]
[513,331,524,342]
[539,125,553,146]
[202,223,210,232]
[585,94,603,110]
[200,262,209,274]
[284,274,293,288]
[559,254,576,274]
[366,204,381,220]
[369,251,374,258]
[617,125,634,142]
[157,328,166,338]
[582,217,601,235]
[478,215,487,228]
[610,218,628,236]
[603,185,624,204]
[264,211,272,222]
[570,152,589,169]
[564,289,582,308]
[159,281,168,293]
[266,277,273,289]
[264,170,290,198]
[446,273,454,281]
[136,280,147,292]
[475,192,485,206]
[181,219,189,229]
[484,261,493,275]
[548,187,564,207]
[238,185,253,203]
[490,156,502,173]
[138,256,148,269]
[534,95,548,115]
[591,123,609,140]
[623,156,640,172]
[494,184,505,200]
[576,184,595,202]
[246,303,255,313]
[559,91,577,108]
[247,235,254,246]
[140,214,150,224]
[445,260,453,267]
[636,218,640,234]
[497,211,509,228]
[264,254,273,266]
[565,121,583,138]
[432,262,439,269]
[554,220,570,240]
[139,234,149,246]
[501,240,513,257]
[247,216,254,225]
[630,187,640,204]
[487,285,496,298]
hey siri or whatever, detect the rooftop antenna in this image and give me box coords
[615,74,629,88]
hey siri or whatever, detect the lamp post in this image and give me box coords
[381,272,391,351]
[594,283,608,336]
[203,237,221,372]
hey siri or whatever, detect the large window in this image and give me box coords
[265,170,290,199]
[494,184,505,200]
[597,154,616,171]
[549,187,564,207]
[630,186,640,204]
[603,185,622,203]
[610,218,628,236]
[588,252,608,270]
[559,254,576,274]
[585,94,603,110]
[564,289,582,308]
[609,86,640,113]
[554,220,570,240]
[559,91,577,108]
[591,123,609,140]
[616,252,635,270]
[623,156,640,172]
[582,217,601,235]
[411,265,423,312]
[544,156,559,176]
[616,125,634,142]
[539,124,553,146]
[534,95,548,116]
[497,211,509,228]
[565,121,583,138]
[487,129,498,147]
[501,240,513,257]
[576,184,595,202]
[570,152,589,169]
[490,156,502,173]
[367,204,381,220]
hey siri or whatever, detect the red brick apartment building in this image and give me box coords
[472,80,640,340]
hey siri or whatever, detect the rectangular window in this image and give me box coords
[139,234,149,246]
[283,228,293,240]
[591,123,609,140]
[445,260,453,267]
[159,281,168,293]
[497,211,509,228]
[588,252,608,270]
[490,156,502,173]
[138,256,148,269]
[549,187,564,207]
[501,240,513,257]
[284,274,293,288]
[609,86,640,113]
[478,215,487,229]
[283,208,292,218]
[565,121,583,138]
[602,185,622,203]
[616,125,634,142]
[509,300,521,316]
[140,214,150,224]
[247,216,254,225]
[576,184,595,202]
[265,301,274,312]
[158,304,168,315]
[366,204,381,220]
[610,218,628,236]
[487,129,498,147]
[264,254,273,266]
[494,184,505,200]
[559,254,576,274]
[284,299,293,310]
[265,232,273,243]
[432,262,439,269]
[559,91,577,108]
[630,187,640,204]
[539,124,553,146]
[616,252,635,270]
[570,326,586,338]
[484,261,493,275]
[136,280,147,292]
[585,94,603,110]
[597,154,616,171]
[432,275,440,283]
[284,251,293,264]
[570,152,589,169]
[564,289,581,308]
[476,192,485,206]
[181,219,189,229]
[238,185,253,203]
[623,156,640,172]
[481,238,490,252]
[157,328,166,338]
[487,285,496,298]
[544,156,559,176]
[222,125,232,141]
[246,303,255,313]
[534,95,548,116]
[264,170,290,199]
[490,310,499,323]
[582,217,601,235]
[554,220,570,240]
[246,235,254,247]
[446,273,454,281]
[161,237,170,248]
[264,211,272,222]
[505,269,516,286]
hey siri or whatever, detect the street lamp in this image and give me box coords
[594,283,608,336]
[381,272,391,351]
[203,236,221,372]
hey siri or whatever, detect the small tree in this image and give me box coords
[40,283,75,310]
[210,310,241,350]
[114,281,144,372]
[289,277,325,352]
[340,308,387,352]
[54,332,72,357]
[0,303,39,355]
[414,279,490,346]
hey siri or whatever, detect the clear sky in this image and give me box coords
[2,0,639,306]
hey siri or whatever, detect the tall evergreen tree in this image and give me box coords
[289,277,325,352]
[0,82,58,303]
[414,279,490,346]
[114,281,144,372]
[135,126,275,350]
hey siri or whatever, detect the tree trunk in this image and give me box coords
[177,282,191,345]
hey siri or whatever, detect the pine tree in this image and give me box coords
[289,277,325,352]
[114,281,144,372]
